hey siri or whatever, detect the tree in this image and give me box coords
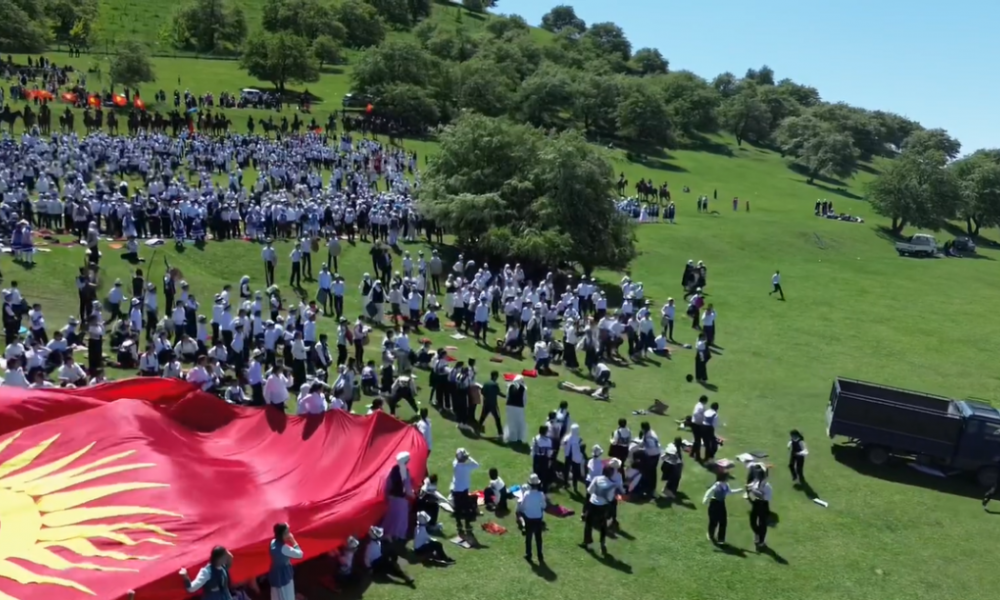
[776,115,858,184]
[0,0,52,52]
[420,23,478,62]
[240,32,319,93]
[484,14,528,38]
[461,0,483,12]
[365,0,412,28]
[456,57,517,117]
[540,5,586,34]
[515,63,574,128]
[333,0,386,48]
[712,72,738,98]
[868,149,960,234]
[109,42,155,89]
[48,0,98,47]
[902,128,962,161]
[718,84,769,146]
[171,0,248,54]
[582,22,631,63]
[951,150,1000,237]
[262,0,344,42]
[570,69,620,137]
[312,35,340,67]
[776,78,820,107]
[616,77,672,147]
[351,39,440,95]
[419,113,635,272]
[744,65,775,86]
[657,71,719,136]
[630,47,667,75]
[379,83,439,130]
[406,0,431,22]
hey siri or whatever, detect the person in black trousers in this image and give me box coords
[746,463,773,549]
[702,472,741,545]
[517,474,546,563]
[583,465,616,554]
[789,430,807,483]
[476,371,504,437]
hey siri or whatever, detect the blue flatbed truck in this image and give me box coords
[826,377,1000,487]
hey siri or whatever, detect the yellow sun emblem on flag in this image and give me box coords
[0,432,182,600]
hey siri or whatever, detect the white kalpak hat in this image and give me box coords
[528,473,541,486]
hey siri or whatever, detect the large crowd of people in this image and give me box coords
[0,120,808,597]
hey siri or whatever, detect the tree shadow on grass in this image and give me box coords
[811,181,863,201]
[788,163,848,187]
[856,162,881,176]
[682,133,735,157]
[626,154,688,173]
[831,444,985,499]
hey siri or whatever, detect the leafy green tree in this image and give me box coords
[110,41,156,88]
[419,113,636,273]
[0,0,52,52]
[406,0,431,21]
[776,78,820,107]
[461,0,484,12]
[756,84,801,137]
[476,33,542,82]
[240,32,319,93]
[170,0,248,54]
[540,5,586,34]
[744,65,775,86]
[456,57,517,117]
[351,38,440,94]
[261,0,344,41]
[312,35,341,68]
[333,0,386,48]
[712,72,738,98]
[515,62,575,128]
[616,77,672,147]
[379,83,439,129]
[868,149,960,234]
[582,22,631,62]
[950,150,1000,237]
[657,71,719,136]
[484,13,528,38]
[776,115,858,184]
[902,128,962,161]
[570,69,620,137]
[718,84,770,146]
[422,23,478,62]
[48,0,98,47]
[630,47,667,75]
[810,103,885,160]
[364,0,411,28]
[871,110,922,153]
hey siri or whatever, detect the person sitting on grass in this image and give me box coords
[592,362,613,387]
[415,340,433,368]
[30,369,56,388]
[533,338,551,374]
[498,326,523,357]
[57,354,86,387]
[413,511,455,565]
[363,526,413,586]
[416,474,443,532]
[334,536,360,586]
[173,333,199,363]
[484,467,510,514]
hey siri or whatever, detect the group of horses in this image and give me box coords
[617,176,672,203]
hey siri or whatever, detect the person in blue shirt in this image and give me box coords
[269,523,304,600]
[179,545,233,600]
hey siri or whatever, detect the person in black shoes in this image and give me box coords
[517,473,546,563]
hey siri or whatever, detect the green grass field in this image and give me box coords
[9,128,1000,600]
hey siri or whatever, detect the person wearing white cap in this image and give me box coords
[583,463,617,554]
[504,375,528,444]
[450,448,479,532]
[363,526,413,585]
[107,280,125,324]
[746,463,773,549]
[587,445,605,483]
[413,511,455,565]
[334,536,360,584]
[660,437,685,499]
[517,473,546,563]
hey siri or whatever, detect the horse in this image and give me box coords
[59,108,74,133]
[21,106,36,131]
[38,103,51,135]
[279,116,289,137]
[247,116,255,135]
[616,175,628,197]
[211,115,231,136]
[0,108,21,133]
[290,114,302,135]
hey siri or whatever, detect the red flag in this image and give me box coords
[0,380,428,600]
[365,103,374,114]
[133,97,145,110]
[60,92,78,104]
[113,94,127,107]
[87,95,100,108]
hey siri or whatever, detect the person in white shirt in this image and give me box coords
[2,357,29,388]
[703,401,720,460]
[769,270,784,300]
[412,511,455,565]
[415,408,432,453]
[701,303,717,347]
[163,358,183,379]
[450,448,480,532]
[57,356,87,387]
[296,382,327,415]
[517,473,546,563]
[690,395,709,461]
[30,370,56,388]
[186,356,216,392]
[703,472,742,545]
[561,423,585,493]
[583,465,617,553]
[661,298,676,340]
[746,463,773,548]
[263,365,292,409]
[363,526,413,585]
[178,546,232,597]
[505,375,528,443]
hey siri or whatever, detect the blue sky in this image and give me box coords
[499,0,998,154]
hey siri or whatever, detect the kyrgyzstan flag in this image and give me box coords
[0,380,428,600]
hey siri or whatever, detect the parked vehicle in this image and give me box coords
[826,377,1000,486]
[895,233,938,257]
[953,236,977,253]
[342,93,373,109]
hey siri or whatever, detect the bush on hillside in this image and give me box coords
[170,0,247,55]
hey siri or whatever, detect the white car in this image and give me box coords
[895,233,938,257]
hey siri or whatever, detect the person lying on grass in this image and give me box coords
[558,381,610,400]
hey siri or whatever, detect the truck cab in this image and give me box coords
[954,401,1000,484]
[895,233,938,257]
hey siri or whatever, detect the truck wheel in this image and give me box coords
[977,466,999,488]
[865,446,889,466]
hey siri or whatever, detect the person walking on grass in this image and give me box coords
[769,270,784,300]
[703,472,742,545]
